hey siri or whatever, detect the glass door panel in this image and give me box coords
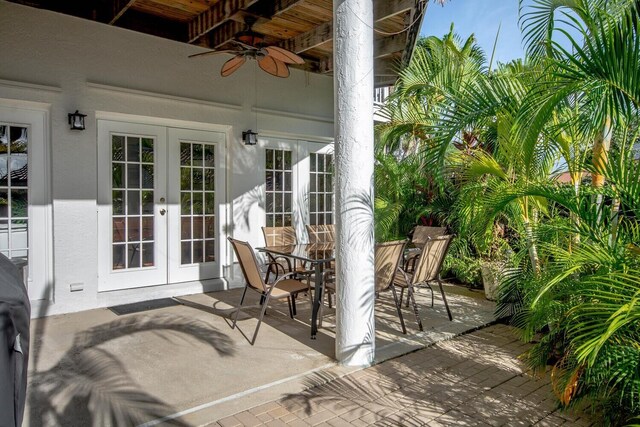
[309,151,334,226]
[265,148,293,227]
[179,141,216,265]
[168,128,225,284]
[0,106,50,301]
[0,124,29,260]
[111,135,156,270]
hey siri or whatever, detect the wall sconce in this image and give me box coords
[242,130,258,145]
[68,110,87,131]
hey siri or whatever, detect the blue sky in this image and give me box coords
[421,0,525,65]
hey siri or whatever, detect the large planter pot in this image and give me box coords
[481,261,504,301]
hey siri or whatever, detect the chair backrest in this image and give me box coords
[411,226,447,246]
[412,235,453,284]
[262,226,297,246]
[375,240,406,292]
[306,224,335,244]
[228,238,267,293]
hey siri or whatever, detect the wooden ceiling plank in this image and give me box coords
[188,0,260,43]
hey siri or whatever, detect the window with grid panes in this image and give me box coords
[0,124,29,260]
[309,152,334,225]
[111,134,155,270]
[265,148,293,227]
[180,142,216,265]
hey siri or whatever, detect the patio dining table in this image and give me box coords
[256,243,335,339]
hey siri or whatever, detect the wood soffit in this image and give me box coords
[8,0,426,85]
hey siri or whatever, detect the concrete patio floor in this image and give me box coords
[25,282,496,426]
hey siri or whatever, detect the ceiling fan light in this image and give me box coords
[237,30,264,47]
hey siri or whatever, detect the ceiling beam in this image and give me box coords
[281,23,405,59]
[279,0,412,54]
[317,56,400,76]
[280,21,332,54]
[188,0,260,43]
[374,0,413,22]
[117,9,188,42]
[108,0,137,25]
[208,21,246,48]
[205,0,307,49]
[374,33,408,58]
[400,0,427,67]
[271,0,307,17]
[204,0,412,55]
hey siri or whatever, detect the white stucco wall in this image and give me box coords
[0,1,334,316]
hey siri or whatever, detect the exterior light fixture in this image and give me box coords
[68,110,87,131]
[242,129,258,145]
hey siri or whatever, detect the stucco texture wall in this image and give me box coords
[0,1,334,316]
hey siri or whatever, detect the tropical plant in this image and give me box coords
[492,148,640,424]
[374,1,640,423]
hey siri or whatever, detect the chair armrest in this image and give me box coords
[403,252,420,273]
[264,261,287,283]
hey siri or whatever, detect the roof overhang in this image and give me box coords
[7,0,426,86]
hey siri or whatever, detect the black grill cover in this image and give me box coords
[0,254,30,427]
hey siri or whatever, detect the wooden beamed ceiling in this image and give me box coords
[7,0,425,84]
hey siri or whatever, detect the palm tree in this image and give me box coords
[517,0,640,204]
[374,27,487,242]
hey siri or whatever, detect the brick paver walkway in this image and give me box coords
[214,324,594,426]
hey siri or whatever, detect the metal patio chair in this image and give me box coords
[374,240,410,333]
[261,226,309,281]
[306,224,335,244]
[404,225,448,272]
[228,237,311,345]
[306,224,336,306]
[320,240,409,333]
[394,235,454,330]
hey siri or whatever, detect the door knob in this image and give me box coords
[160,208,166,216]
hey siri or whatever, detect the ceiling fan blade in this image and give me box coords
[221,55,247,77]
[258,56,290,78]
[188,49,240,58]
[264,46,305,65]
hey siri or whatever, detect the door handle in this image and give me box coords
[159,208,166,216]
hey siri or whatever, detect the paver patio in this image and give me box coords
[213,324,594,427]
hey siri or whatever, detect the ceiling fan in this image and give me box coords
[189,17,305,78]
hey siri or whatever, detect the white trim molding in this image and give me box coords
[87,82,243,111]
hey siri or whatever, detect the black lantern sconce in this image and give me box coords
[68,110,87,131]
[242,129,258,146]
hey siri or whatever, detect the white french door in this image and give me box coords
[0,105,50,300]
[260,137,333,242]
[98,121,225,292]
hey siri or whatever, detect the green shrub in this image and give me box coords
[443,254,482,288]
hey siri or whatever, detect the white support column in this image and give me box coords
[333,0,375,366]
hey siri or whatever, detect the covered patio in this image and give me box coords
[26,282,495,425]
[0,0,429,368]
